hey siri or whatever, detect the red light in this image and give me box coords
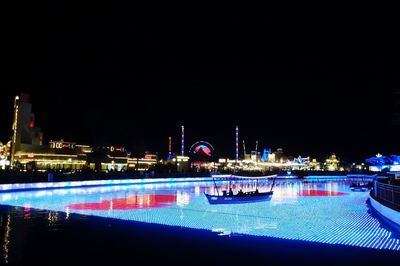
[298,190,348,196]
[66,194,178,210]
[24,206,31,220]
[29,114,35,128]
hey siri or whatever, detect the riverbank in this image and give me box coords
[0,170,373,185]
[0,171,211,184]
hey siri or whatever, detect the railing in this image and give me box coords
[373,181,400,211]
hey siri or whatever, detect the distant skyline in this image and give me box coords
[0,88,397,163]
[1,1,399,162]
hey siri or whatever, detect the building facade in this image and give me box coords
[10,94,93,171]
[0,141,11,170]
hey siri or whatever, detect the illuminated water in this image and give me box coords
[1,178,399,251]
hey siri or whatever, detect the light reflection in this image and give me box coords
[194,186,200,196]
[47,211,59,227]
[66,194,178,210]
[3,214,11,264]
[23,204,30,220]
[1,194,11,201]
[176,191,191,207]
[65,207,70,220]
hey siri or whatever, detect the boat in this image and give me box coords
[204,190,273,204]
[349,175,374,191]
[204,175,276,204]
[350,182,372,191]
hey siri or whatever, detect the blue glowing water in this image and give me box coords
[1,178,399,251]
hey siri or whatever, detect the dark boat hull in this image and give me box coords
[204,192,273,204]
[350,186,369,191]
[350,183,371,191]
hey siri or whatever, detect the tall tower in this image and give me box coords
[11,95,20,166]
[181,126,184,157]
[236,125,239,162]
[167,136,173,160]
[10,94,42,168]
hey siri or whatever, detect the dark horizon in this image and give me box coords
[1,1,399,163]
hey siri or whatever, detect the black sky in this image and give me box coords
[1,1,399,162]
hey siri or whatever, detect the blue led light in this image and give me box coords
[0,178,399,251]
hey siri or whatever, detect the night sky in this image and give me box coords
[1,1,399,162]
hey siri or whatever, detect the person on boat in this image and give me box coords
[229,188,234,196]
[237,189,244,196]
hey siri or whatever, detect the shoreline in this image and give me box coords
[0,170,374,185]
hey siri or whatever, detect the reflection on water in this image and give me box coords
[23,205,30,220]
[2,214,10,264]
[48,211,60,228]
[0,179,399,252]
[176,191,191,207]
[0,206,72,263]
[67,194,178,210]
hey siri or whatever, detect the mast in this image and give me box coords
[270,176,277,192]
[213,178,220,196]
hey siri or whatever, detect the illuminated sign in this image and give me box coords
[50,141,76,149]
[144,154,156,160]
[109,146,125,152]
[194,145,212,156]
[189,141,214,158]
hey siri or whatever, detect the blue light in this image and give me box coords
[366,154,400,167]
[261,148,269,161]
[0,178,400,251]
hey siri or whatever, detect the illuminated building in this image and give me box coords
[261,148,269,161]
[366,154,400,172]
[10,94,92,171]
[250,151,260,162]
[0,141,11,169]
[128,152,158,171]
[310,158,322,170]
[267,152,276,162]
[14,140,92,171]
[273,148,285,163]
[324,153,340,171]
[11,94,43,167]
[88,146,129,172]
[85,147,158,173]
[174,155,190,172]
[164,155,190,173]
